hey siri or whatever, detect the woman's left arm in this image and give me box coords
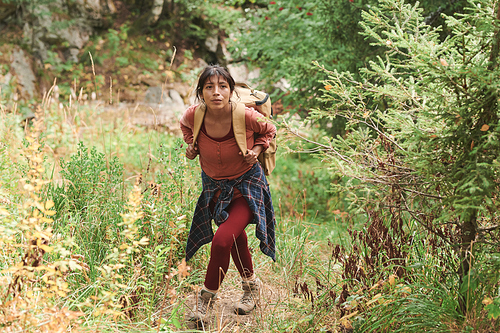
[247,109,277,152]
[240,108,276,165]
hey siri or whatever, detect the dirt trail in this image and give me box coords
[181,273,291,332]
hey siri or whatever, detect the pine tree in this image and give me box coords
[312,0,500,318]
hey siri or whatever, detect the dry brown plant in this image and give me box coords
[89,180,149,320]
[0,101,84,332]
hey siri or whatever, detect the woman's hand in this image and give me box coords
[185,143,199,160]
[240,145,263,165]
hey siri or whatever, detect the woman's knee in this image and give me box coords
[234,230,248,247]
[211,234,235,253]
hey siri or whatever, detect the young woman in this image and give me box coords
[179,65,276,324]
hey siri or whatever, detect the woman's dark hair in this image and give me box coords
[195,65,236,101]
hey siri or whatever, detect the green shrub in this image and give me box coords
[49,142,125,280]
[116,56,129,67]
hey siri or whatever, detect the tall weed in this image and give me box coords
[49,141,125,283]
[0,105,84,331]
[0,88,205,330]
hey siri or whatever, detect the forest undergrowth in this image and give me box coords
[0,83,351,332]
[3,0,500,331]
[2,69,500,332]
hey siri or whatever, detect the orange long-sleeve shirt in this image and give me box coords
[179,104,276,180]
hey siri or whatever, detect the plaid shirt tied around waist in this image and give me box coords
[185,163,276,262]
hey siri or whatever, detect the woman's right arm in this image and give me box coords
[179,105,200,160]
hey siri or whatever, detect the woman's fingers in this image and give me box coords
[186,144,199,160]
[243,149,258,164]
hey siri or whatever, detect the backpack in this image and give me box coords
[192,83,277,176]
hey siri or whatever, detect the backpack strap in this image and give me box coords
[232,102,247,156]
[192,104,206,146]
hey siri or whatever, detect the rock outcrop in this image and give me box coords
[10,47,37,100]
[20,0,116,64]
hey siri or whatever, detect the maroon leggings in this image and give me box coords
[204,196,254,291]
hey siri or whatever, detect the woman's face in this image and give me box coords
[202,75,233,112]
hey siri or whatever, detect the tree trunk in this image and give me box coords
[457,0,500,315]
[100,0,117,16]
[458,209,478,315]
[145,0,166,26]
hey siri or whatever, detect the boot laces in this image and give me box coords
[240,290,254,305]
[197,297,208,314]
[240,282,257,305]
[196,291,213,315]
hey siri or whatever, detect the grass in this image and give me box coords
[1,78,499,332]
[0,83,346,332]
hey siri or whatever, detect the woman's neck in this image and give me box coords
[203,102,233,138]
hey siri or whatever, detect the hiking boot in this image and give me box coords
[234,278,261,315]
[189,289,217,325]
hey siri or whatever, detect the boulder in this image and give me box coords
[205,34,219,53]
[144,87,186,113]
[10,48,36,100]
[144,86,163,104]
[227,63,260,84]
[23,0,116,64]
[168,89,185,111]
